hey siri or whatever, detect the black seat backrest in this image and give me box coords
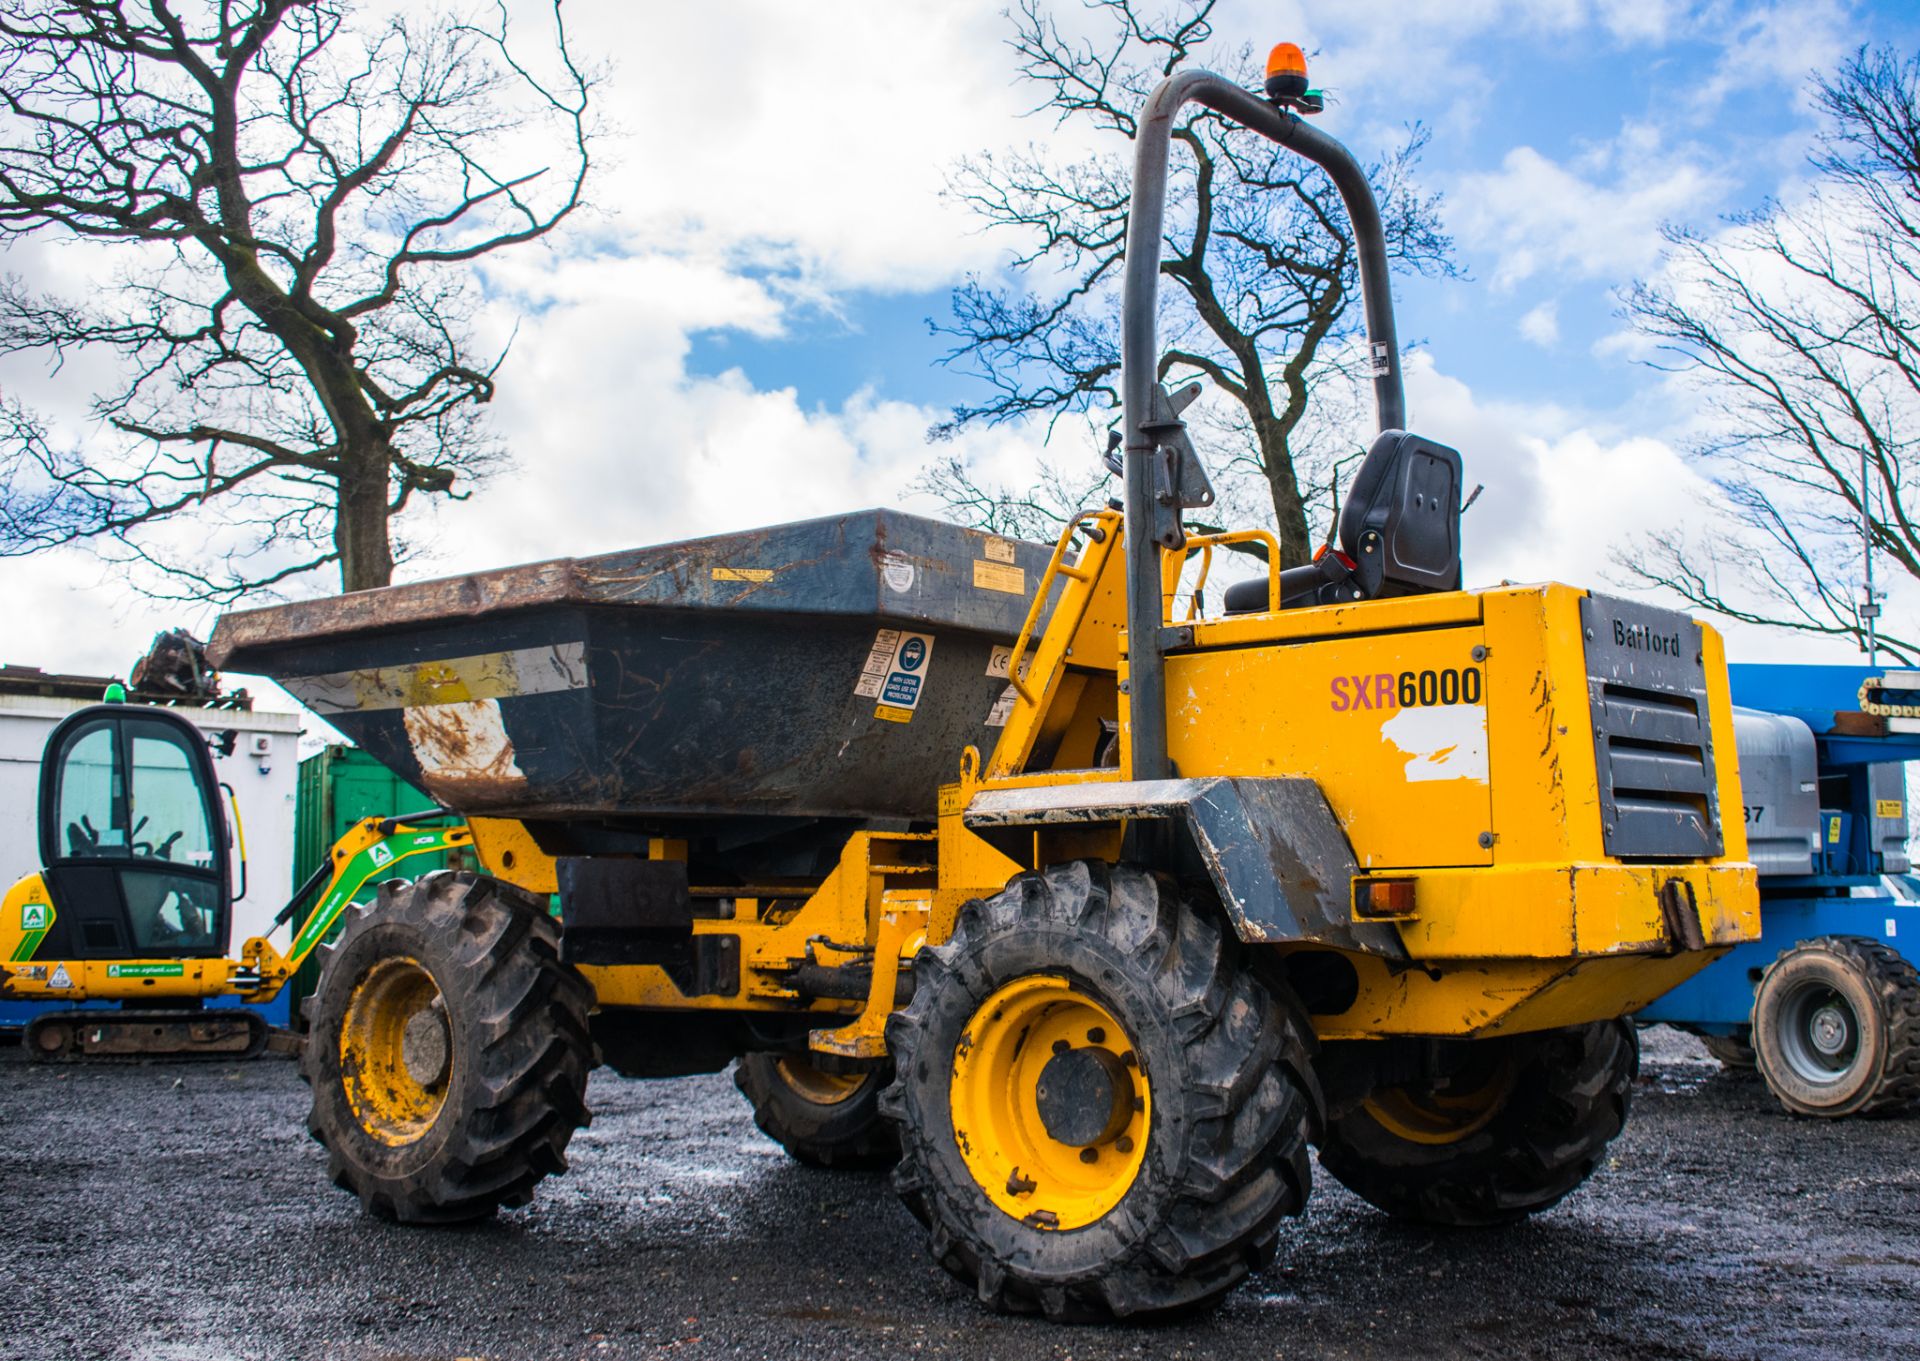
[1339,430,1463,597]
[1220,429,1463,614]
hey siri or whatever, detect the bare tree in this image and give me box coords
[1622,45,1920,663]
[921,0,1455,565]
[0,0,592,599]
[915,448,1110,543]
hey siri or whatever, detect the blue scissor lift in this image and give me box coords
[1638,664,1920,1116]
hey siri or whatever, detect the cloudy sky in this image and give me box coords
[5,0,1919,712]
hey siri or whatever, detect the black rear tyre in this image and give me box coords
[883,860,1321,1322]
[303,871,597,1224]
[1699,1030,1756,1069]
[734,1053,898,1168]
[1317,1021,1638,1227]
[1751,935,1920,1117]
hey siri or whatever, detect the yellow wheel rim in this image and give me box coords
[339,955,453,1147]
[949,974,1150,1231]
[1363,1059,1513,1146]
[775,1057,866,1106]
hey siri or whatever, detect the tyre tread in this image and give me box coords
[1753,934,1920,1117]
[1318,1020,1638,1227]
[303,871,596,1224]
[883,860,1318,1321]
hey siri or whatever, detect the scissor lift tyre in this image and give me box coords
[1699,1030,1756,1069]
[1751,935,1920,1118]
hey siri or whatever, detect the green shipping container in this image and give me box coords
[288,745,468,1028]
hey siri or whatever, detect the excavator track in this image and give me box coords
[25,1009,270,1062]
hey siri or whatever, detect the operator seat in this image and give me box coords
[1222,430,1464,614]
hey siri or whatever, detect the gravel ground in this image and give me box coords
[0,1026,1915,1361]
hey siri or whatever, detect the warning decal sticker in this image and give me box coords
[973,560,1026,595]
[855,629,936,720]
[880,551,916,593]
[855,629,903,698]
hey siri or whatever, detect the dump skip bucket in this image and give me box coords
[209,510,1052,826]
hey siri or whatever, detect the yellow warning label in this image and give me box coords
[1828,818,1843,843]
[1877,799,1905,820]
[973,560,1026,595]
[983,536,1017,564]
[874,704,915,724]
[712,567,775,582]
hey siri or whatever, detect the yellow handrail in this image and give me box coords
[1160,528,1281,623]
[1003,511,1111,704]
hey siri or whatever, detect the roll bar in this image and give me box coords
[1121,70,1406,781]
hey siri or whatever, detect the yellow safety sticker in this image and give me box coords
[974,560,1026,594]
[1878,799,1905,820]
[711,567,775,582]
[875,704,915,724]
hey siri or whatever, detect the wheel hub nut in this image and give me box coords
[1033,1046,1133,1148]
[1809,1004,1852,1056]
[402,1009,451,1087]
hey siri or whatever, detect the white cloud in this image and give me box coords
[536,0,1050,294]
[0,0,1886,702]
[393,239,1053,580]
[1453,128,1735,289]
[1518,300,1560,347]
[1691,0,1854,112]
[1397,352,1877,664]
[1594,0,1689,43]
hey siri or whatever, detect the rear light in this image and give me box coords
[1354,877,1417,919]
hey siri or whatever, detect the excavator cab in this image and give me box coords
[33,705,233,960]
[3,698,472,1061]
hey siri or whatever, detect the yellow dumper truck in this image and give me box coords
[204,48,1758,1321]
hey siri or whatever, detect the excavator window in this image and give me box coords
[37,706,230,959]
[123,724,220,949]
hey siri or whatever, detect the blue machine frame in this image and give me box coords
[1638,664,1920,1037]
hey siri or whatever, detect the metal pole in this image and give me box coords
[1863,448,1879,664]
[1120,71,1407,782]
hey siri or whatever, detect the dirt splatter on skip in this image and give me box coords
[403,698,530,803]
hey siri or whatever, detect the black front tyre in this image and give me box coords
[1317,1021,1638,1227]
[1751,935,1920,1117]
[883,860,1321,1322]
[734,1053,898,1168]
[303,871,597,1224]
